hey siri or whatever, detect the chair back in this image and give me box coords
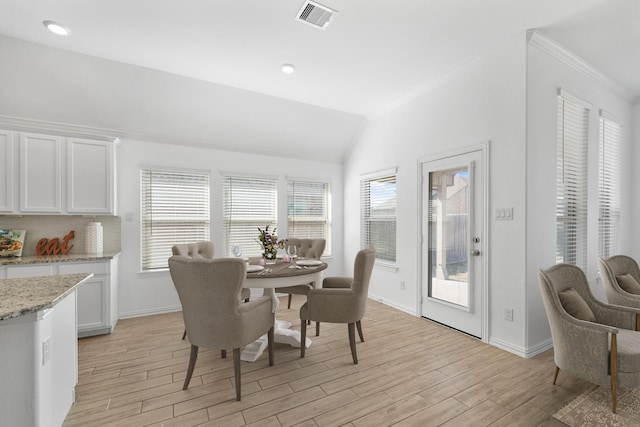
[172,241,214,259]
[351,246,376,318]
[287,238,325,260]
[599,255,640,307]
[539,263,599,317]
[168,256,245,349]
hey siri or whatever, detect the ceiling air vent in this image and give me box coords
[295,1,337,30]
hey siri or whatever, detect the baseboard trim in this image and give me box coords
[118,305,182,320]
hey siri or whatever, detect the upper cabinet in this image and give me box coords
[1,129,117,215]
[67,138,115,214]
[0,131,13,212]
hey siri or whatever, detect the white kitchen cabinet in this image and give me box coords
[0,130,14,212]
[67,138,116,214]
[0,257,118,337]
[1,129,117,215]
[19,132,63,213]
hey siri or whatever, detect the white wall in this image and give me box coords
[117,139,344,317]
[344,35,529,353]
[633,103,640,260]
[526,32,633,351]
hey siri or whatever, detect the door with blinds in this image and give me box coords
[420,148,485,339]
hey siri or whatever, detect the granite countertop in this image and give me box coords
[0,273,93,321]
[0,253,119,266]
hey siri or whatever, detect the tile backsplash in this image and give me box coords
[0,215,121,256]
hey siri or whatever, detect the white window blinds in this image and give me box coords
[598,111,622,258]
[556,91,590,270]
[287,179,332,256]
[223,175,277,257]
[140,169,210,271]
[361,170,396,263]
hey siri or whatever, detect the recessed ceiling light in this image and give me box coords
[43,20,72,36]
[281,64,296,74]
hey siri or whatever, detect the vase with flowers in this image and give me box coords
[257,226,286,261]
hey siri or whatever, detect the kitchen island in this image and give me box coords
[0,273,92,427]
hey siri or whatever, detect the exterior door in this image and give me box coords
[420,148,485,339]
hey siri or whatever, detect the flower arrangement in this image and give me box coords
[257,226,286,260]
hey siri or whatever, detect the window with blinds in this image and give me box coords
[556,90,590,270]
[223,175,277,257]
[140,169,210,271]
[598,111,622,258]
[361,170,396,264]
[287,179,332,256]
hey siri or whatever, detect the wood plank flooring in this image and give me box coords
[63,297,588,426]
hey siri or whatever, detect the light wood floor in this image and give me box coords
[63,297,588,426]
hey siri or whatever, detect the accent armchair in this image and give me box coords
[300,246,375,364]
[539,263,640,413]
[168,256,274,401]
[599,255,640,313]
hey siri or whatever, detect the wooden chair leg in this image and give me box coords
[348,323,358,364]
[287,294,292,309]
[268,326,274,366]
[552,366,560,385]
[182,329,187,340]
[221,350,226,359]
[611,333,618,413]
[233,348,241,401]
[356,320,364,342]
[316,321,320,336]
[301,320,307,358]
[183,345,198,390]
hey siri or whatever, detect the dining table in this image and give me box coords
[240,257,327,362]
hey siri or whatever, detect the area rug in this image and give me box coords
[553,385,640,426]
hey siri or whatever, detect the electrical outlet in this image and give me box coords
[504,308,514,322]
[42,337,51,365]
[400,280,405,290]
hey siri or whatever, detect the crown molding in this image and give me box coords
[527,29,633,104]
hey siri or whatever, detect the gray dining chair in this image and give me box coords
[168,256,274,401]
[172,241,250,340]
[300,246,375,364]
[275,238,326,309]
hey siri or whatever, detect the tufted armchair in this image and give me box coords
[300,246,375,364]
[275,238,326,309]
[168,256,274,401]
[599,255,640,312]
[172,241,250,341]
[539,263,640,413]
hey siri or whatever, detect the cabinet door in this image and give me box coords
[20,133,62,212]
[75,276,108,334]
[67,138,115,214]
[0,130,14,212]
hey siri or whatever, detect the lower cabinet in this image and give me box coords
[2,257,118,337]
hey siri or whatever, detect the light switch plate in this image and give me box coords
[495,207,514,221]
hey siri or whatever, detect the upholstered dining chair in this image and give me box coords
[599,255,640,313]
[300,246,375,365]
[275,238,326,309]
[168,256,274,401]
[539,263,640,413]
[172,241,250,340]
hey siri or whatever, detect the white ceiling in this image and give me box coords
[1,0,637,120]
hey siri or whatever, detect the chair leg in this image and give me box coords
[356,320,364,342]
[287,293,293,309]
[233,348,242,401]
[221,350,226,359]
[244,297,250,303]
[182,329,187,340]
[301,320,307,358]
[348,323,358,365]
[611,333,618,413]
[552,366,559,385]
[316,321,320,336]
[183,345,199,390]
[268,326,274,367]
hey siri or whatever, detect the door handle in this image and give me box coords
[471,249,480,256]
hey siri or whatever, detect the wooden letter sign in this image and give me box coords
[36,230,75,255]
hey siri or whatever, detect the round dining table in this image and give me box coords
[241,257,327,362]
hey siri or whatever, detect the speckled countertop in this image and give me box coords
[0,253,119,266]
[0,273,93,321]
